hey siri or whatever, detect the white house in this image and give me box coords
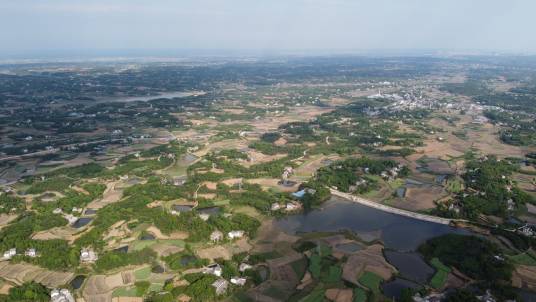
[25,248,37,258]
[211,279,228,295]
[228,230,245,239]
[50,288,75,302]
[80,248,98,262]
[204,263,223,277]
[230,277,247,286]
[210,230,223,242]
[271,203,281,211]
[239,263,253,272]
[3,248,16,260]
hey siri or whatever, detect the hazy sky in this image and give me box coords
[1,0,535,55]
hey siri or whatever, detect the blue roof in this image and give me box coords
[292,190,306,198]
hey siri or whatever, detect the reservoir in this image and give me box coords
[275,196,468,251]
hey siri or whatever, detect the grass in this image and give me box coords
[130,239,185,251]
[134,267,151,280]
[112,287,139,297]
[322,265,342,283]
[429,258,451,289]
[358,271,382,294]
[353,288,368,302]
[509,252,536,266]
[298,286,324,302]
[290,258,308,279]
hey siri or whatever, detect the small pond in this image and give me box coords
[384,250,435,284]
[72,218,93,228]
[172,205,194,212]
[70,275,86,289]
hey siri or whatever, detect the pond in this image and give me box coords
[84,208,97,215]
[180,255,198,266]
[70,275,86,289]
[97,91,204,103]
[72,217,93,228]
[114,246,129,253]
[140,233,155,240]
[381,278,422,300]
[197,206,221,216]
[172,205,194,212]
[384,250,434,283]
[275,197,468,251]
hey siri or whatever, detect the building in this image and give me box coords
[270,203,281,211]
[3,248,16,260]
[211,279,228,295]
[25,248,37,258]
[230,277,247,286]
[80,248,98,262]
[50,289,75,302]
[204,263,223,277]
[285,202,301,211]
[239,263,253,272]
[228,230,245,239]
[210,230,223,242]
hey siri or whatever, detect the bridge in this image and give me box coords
[330,189,456,225]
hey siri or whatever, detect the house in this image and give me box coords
[211,279,228,295]
[3,248,16,260]
[230,277,247,286]
[50,289,75,302]
[204,263,223,277]
[239,263,253,272]
[210,230,223,242]
[518,224,535,237]
[285,202,301,211]
[228,230,245,239]
[80,248,98,262]
[271,203,281,211]
[25,248,37,258]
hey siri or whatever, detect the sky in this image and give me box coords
[1,0,535,57]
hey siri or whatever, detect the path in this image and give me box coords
[330,189,458,225]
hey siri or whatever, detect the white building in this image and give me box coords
[50,288,75,302]
[3,248,16,260]
[228,230,245,239]
[80,248,98,262]
[204,263,223,277]
[210,230,223,242]
[211,278,228,295]
[239,263,253,272]
[25,248,37,258]
[271,203,281,211]
[230,277,247,286]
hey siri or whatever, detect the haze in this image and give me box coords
[1,0,536,56]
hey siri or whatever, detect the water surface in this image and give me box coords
[275,197,468,251]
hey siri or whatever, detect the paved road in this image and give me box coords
[330,189,456,225]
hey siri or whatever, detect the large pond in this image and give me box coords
[97,91,204,103]
[275,197,469,251]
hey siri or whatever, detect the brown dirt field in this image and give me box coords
[145,226,188,240]
[112,298,143,302]
[0,214,18,228]
[294,154,341,178]
[0,262,74,287]
[239,151,287,168]
[342,244,396,285]
[251,220,300,254]
[325,288,353,302]
[0,283,13,295]
[220,178,243,186]
[197,238,252,261]
[393,186,447,211]
[246,178,300,192]
[201,181,218,190]
[88,181,123,209]
[150,243,184,257]
[273,138,287,146]
[83,269,139,302]
[513,265,536,290]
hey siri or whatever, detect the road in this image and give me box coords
[330,189,456,225]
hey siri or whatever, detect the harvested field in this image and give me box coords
[342,244,396,285]
[83,269,140,302]
[88,181,123,209]
[0,262,73,287]
[247,178,300,192]
[512,265,536,290]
